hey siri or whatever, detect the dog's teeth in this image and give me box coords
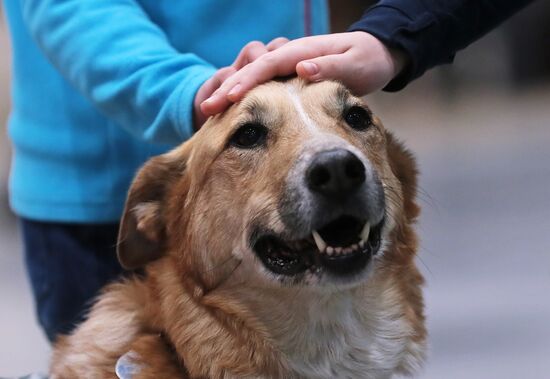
[359,240,366,248]
[335,247,343,255]
[351,244,358,251]
[326,246,335,256]
[312,230,327,253]
[360,222,371,242]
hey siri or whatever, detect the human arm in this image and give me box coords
[21,0,216,143]
[200,0,534,116]
[348,0,535,91]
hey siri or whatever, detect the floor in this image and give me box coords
[1,82,550,378]
[375,85,550,378]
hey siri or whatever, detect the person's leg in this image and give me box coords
[20,219,123,342]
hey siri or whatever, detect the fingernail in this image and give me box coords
[301,62,319,76]
[201,97,213,106]
[227,83,242,99]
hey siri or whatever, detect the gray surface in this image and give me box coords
[1,85,550,377]
[416,133,550,378]
[377,87,550,379]
[0,212,51,376]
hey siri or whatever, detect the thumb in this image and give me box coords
[296,54,347,83]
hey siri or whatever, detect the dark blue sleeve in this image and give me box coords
[348,0,534,91]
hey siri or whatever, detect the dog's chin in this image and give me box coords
[251,215,385,286]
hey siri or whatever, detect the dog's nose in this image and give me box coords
[306,149,366,198]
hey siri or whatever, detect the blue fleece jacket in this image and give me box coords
[3,0,329,222]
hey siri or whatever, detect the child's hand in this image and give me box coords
[199,32,407,117]
[194,66,236,130]
[193,38,289,129]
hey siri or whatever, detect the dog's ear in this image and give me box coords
[385,131,420,222]
[117,148,187,270]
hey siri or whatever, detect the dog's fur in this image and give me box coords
[50,79,426,379]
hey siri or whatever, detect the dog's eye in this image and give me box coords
[344,106,372,131]
[230,123,268,148]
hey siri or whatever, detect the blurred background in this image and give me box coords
[1,1,549,378]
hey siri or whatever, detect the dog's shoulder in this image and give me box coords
[50,278,157,378]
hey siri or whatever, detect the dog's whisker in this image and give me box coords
[208,258,243,290]
[417,186,439,210]
[414,253,433,278]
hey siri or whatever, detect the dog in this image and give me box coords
[50,78,426,379]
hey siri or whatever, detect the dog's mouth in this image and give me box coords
[253,215,384,277]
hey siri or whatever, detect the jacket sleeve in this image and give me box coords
[21,0,217,144]
[348,0,534,91]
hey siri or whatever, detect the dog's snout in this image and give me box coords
[306,149,365,198]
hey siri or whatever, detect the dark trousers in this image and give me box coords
[20,219,124,342]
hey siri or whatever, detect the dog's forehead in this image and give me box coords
[240,79,351,122]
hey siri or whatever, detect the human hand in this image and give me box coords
[199,32,407,117]
[193,38,289,130]
[193,66,236,130]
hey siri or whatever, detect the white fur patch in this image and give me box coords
[250,283,423,379]
[286,83,318,132]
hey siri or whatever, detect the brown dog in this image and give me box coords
[50,78,426,379]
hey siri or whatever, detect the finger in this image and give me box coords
[196,66,236,123]
[266,37,289,51]
[232,40,268,69]
[296,54,346,82]
[224,41,331,97]
[195,66,237,106]
[203,35,348,115]
[233,38,289,70]
[201,44,312,116]
[226,36,351,97]
[224,45,319,100]
[297,54,385,95]
[200,85,236,116]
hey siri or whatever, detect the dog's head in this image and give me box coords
[117,78,418,291]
